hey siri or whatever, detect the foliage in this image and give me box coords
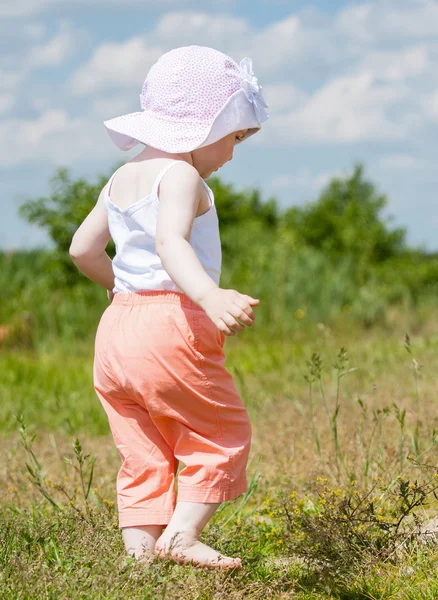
[5,161,438,342]
[18,166,118,285]
[283,165,407,270]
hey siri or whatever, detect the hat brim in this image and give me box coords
[103,89,264,153]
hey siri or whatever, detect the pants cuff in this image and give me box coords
[118,509,175,528]
[177,479,248,503]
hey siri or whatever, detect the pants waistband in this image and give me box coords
[112,290,203,311]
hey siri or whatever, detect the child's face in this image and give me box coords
[193,129,248,178]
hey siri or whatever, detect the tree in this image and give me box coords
[19,166,119,284]
[284,164,406,267]
[19,166,280,284]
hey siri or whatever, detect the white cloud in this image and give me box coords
[379,154,436,170]
[1,70,25,92]
[0,94,13,115]
[336,4,374,44]
[27,27,81,68]
[251,12,340,75]
[337,0,438,41]
[272,72,411,144]
[262,83,307,114]
[272,168,349,193]
[360,45,430,82]
[68,12,250,96]
[0,21,86,125]
[31,97,52,111]
[314,168,350,189]
[380,154,420,169]
[2,0,438,166]
[0,0,53,17]
[25,22,47,41]
[69,39,163,95]
[422,89,438,121]
[91,95,134,120]
[0,0,232,18]
[155,11,248,46]
[272,175,292,189]
[0,110,103,166]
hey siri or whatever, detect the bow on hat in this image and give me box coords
[239,57,269,123]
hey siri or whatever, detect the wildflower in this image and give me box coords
[295,309,305,320]
[294,508,301,514]
[277,539,283,545]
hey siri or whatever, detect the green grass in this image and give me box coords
[4,313,438,598]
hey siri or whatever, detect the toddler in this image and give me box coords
[69,45,269,570]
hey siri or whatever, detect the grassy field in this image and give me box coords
[4,297,438,599]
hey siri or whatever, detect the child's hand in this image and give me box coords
[200,288,260,336]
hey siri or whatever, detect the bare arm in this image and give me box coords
[155,163,218,305]
[69,186,115,291]
[156,163,260,335]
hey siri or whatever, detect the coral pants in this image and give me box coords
[93,291,252,528]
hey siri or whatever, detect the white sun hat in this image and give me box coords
[103,45,269,153]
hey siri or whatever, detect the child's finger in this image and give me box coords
[218,318,234,336]
[244,295,260,306]
[224,313,245,332]
[231,302,255,325]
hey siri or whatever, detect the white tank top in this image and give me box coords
[104,160,222,294]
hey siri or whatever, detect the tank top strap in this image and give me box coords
[105,166,124,200]
[153,160,214,208]
[105,160,209,205]
[151,160,186,198]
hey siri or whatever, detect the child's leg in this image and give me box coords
[155,501,242,569]
[147,309,252,568]
[95,293,251,568]
[122,525,164,559]
[94,374,178,558]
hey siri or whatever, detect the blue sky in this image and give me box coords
[1,0,437,250]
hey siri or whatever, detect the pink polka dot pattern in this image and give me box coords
[103,45,267,153]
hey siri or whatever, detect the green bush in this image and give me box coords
[3,162,436,345]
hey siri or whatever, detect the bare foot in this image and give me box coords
[154,531,242,570]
